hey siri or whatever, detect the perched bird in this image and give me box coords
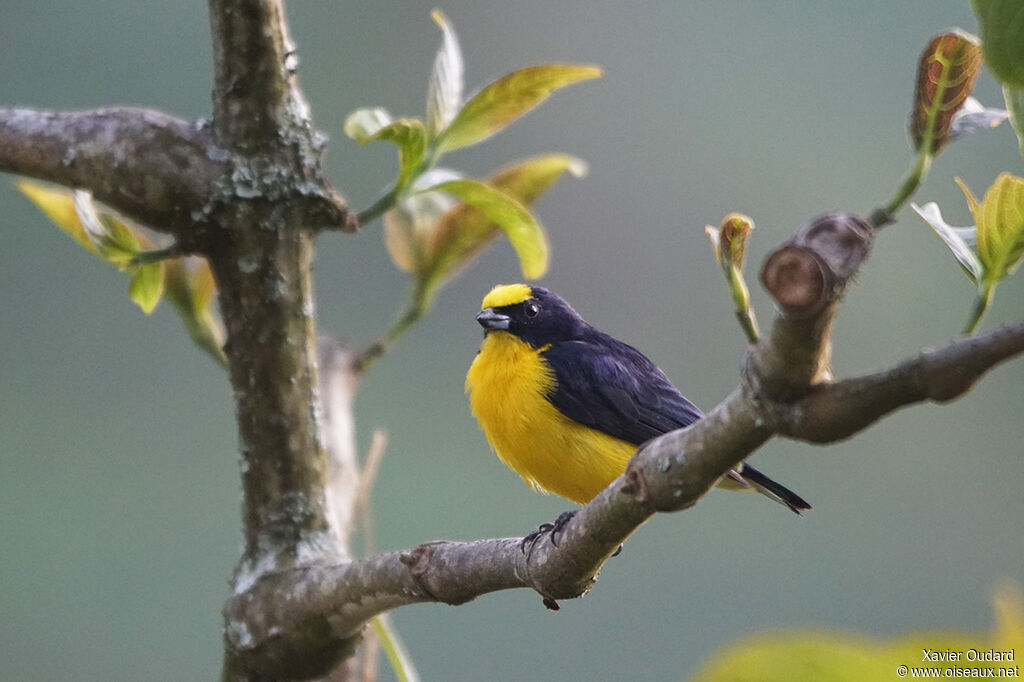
[465,283,810,513]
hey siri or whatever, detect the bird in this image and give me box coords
[465,283,811,515]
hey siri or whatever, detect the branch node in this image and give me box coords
[623,462,649,503]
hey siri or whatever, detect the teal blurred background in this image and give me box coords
[2,2,1022,680]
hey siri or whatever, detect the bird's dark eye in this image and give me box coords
[524,301,540,318]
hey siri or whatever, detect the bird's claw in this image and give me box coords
[520,510,578,553]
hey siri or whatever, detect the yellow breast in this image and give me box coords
[465,332,637,504]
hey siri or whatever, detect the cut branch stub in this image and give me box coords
[760,213,873,318]
[760,245,828,316]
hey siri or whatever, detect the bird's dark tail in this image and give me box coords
[739,463,812,515]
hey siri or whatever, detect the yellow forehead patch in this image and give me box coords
[481,283,533,309]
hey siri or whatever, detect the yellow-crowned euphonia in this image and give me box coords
[466,283,810,513]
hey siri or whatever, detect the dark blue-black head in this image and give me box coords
[476,283,586,348]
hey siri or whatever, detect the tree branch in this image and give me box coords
[773,319,1024,443]
[0,107,224,239]
[208,0,311,151]
[218,212,1024,681]
[224,318,1024,673]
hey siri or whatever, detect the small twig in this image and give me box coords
[869,151,933,228]
[963,284,994,335]
[356,188,399,227]
[357,290,429,371]
[0,107,224,238]
[371,615,420,682]
[356,429,389,556]
[130,244,183,266]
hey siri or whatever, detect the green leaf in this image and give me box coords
[101,215,145,265]
[910,30,982,155]
[949,96,1009,141]
[911,201,983,282]
[435,64,602,153]
[128,261,165,314]
[343,107,393,143]
[425,9,464,138]
[17,181,100,255]
[971,0,1024,89]
[423,155,584,283]
[971,173,1024,282]
[1004,86,1024,157]
[482,153,587,204]
[368,118,428,190]
[423,178,549,279]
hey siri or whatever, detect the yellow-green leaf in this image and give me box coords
[425,9,464,137]
[972,173,1024,282]
[971,0,1024,89]
[910,30,982,155]
[164,257,226,365]
[100,215,145,266]
[435,64,602,153]
[424,155,584,283]
[344,107,393,143]
[693,585,1024,682]
[128,261,165,314]
[424,178,549,279]
[190,259,217,313]
[485,153,587,204]
[368,118,428,190]
[17,181,99,255]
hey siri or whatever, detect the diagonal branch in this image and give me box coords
[224,315,1024,668]
[221,212,1024,680]
[0,107,225,239]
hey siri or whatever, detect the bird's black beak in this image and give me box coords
[476,308,510,331]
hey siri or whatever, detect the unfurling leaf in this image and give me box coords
[368,118,428,190]
[1004,86,1024,157]
[718,213,754,270]
[425,9,464,137]
[912,201,983,282]
[910,30,982,155]
[707,213,759,342]
[971,0,1024,89]
[423,155,585,285]
[423,178,548,279]
[949,96,1009,141]
[343,107,393,143]
[17,181,99,255]
[965,173,1024,282]
[436,64,602,153]
[128,261,165,314]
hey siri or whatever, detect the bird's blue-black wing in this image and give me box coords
[541,336,703,445]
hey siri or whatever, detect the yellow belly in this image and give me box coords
[465,332,637,504]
